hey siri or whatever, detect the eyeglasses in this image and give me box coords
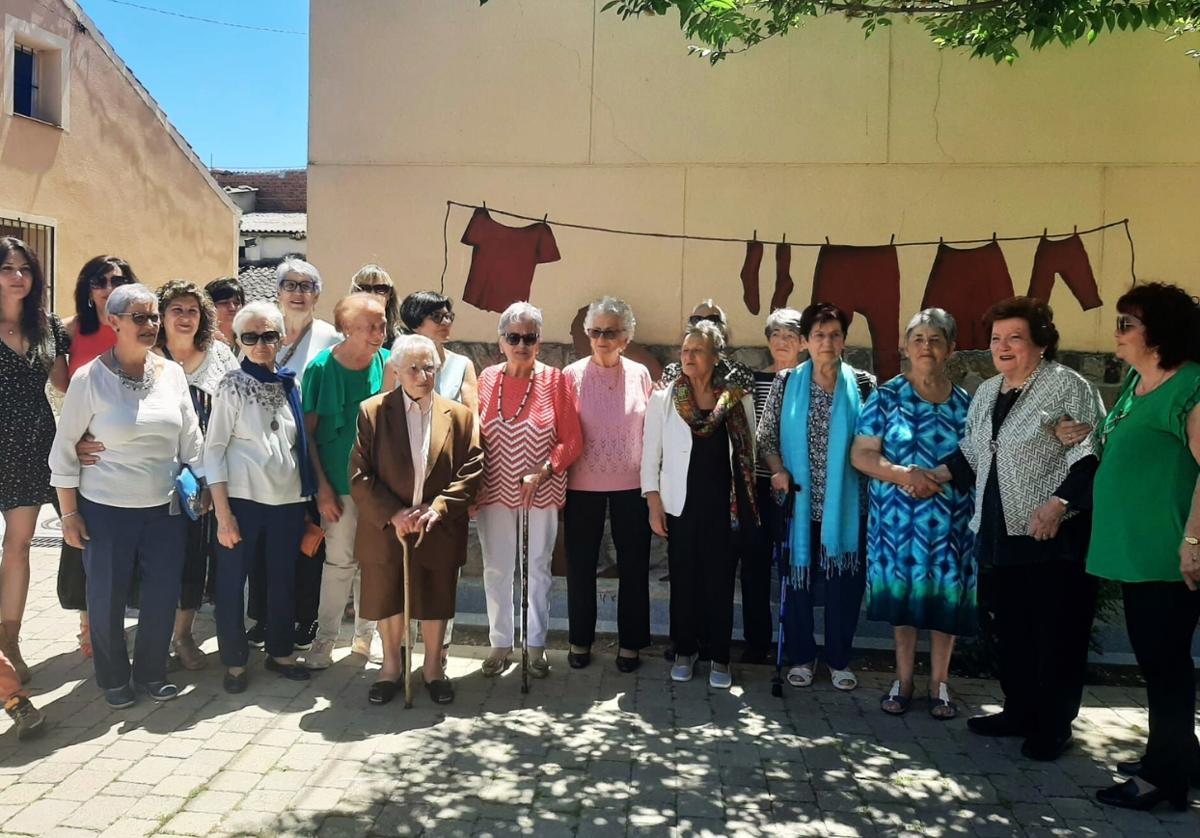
[404,363,437,375]
[688,314,723,326]
[240,331,282,346]
[586,328,625,340]
[428,310,455,325]
[504,332,539,347]
[279,279,317,294]
[1116,315,1143,334]
[114,312,160,327]
[354,283,393,297]
[89,275,132,290]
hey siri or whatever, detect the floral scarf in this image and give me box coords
[672,376,759,531]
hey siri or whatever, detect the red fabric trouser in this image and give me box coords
[1026,234,1103,310]
[811,245,901,380]
[921,241,1016,350]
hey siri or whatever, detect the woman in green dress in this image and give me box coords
[1089,283,1200,812]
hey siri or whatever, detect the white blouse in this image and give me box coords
[49,357,204,509]
[203,369,307,506]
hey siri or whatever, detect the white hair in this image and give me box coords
[233,301,286,338]
[275,257,322,293]
[683,320,726,354]
[905,307,958,345]
[764,307,803,340]
[105,283,157,316]
[497,301,543,336]
[388,334,441,370]
[584,296,636,341]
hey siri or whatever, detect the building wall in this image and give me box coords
[308,0,1200,352]
[0,0,237,313]
[213,169,306,213]
[244,234,305,263]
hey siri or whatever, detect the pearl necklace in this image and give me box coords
[498,368,535,423]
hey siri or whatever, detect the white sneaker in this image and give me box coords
[303,639,335,670]
[350,634,383,664]
[709,663,732,690]
[670,654,696,682]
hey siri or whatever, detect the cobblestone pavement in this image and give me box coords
[0,552,1196,837]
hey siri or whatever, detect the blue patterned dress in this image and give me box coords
[856,376,977,635]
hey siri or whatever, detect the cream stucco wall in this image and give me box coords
[308,0,1200,353]
[0,0,237,313]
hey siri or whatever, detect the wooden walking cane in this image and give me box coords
[402,528,426,709]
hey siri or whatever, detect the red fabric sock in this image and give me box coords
[740,241,763,315]
[771,243,794,311]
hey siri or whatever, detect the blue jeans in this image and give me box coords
[783,519,866,671]
[80,496,187,689]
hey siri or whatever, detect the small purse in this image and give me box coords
[300,518,326,558]
[174,466,203,521]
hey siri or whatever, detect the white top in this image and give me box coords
[276,318,340,375]
[403,390,433,506]
[49,356,205,508]
[203,369,307,505]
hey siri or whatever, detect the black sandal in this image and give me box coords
[368,680,398,705]
[929,682,957,721]
[880,680,913,716]
[424,678,455,705]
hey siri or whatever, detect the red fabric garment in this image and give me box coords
[460,208,561,313]
[921,241,1015,350]
[1026,234,1103,311]
[740,241,763,314]
[811,245,901,380]
[67,324,116,380]
[771,243,794,311]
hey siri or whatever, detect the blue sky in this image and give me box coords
[81,0,309,170]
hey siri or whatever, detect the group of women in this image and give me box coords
[0,235,1196,813]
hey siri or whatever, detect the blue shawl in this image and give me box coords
[241,358,317,499]
[779,360,863,587]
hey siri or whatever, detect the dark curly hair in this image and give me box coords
[74,255,138,336]
[984,296,1059,361]
[155,280,216,351]
[799,302,851,338]
[1116,282,1200,370]
[0,237,48,347]
[399,291,453,333]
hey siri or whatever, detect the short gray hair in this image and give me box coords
[233,301,286,338]
[905,307,958,345]
[276,257,322,293]
[388,334,440,370]
[497,301,543,336]
[583,296,636,340]
[763,307,803,340]
[105,283,157,316]
[683,320,725,355]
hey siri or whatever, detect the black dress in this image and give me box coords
[0,315,67,511]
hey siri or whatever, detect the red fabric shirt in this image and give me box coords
[460,208,561,313]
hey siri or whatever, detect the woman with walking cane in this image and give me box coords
[476,303,582,680]
[349,335,483,705]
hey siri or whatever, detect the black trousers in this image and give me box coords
[1123,581,1200,797]
[736,476,776,653]
[990,560,1097,744]
[564,489,652,651]
[179,515,217,611]
[668,501,736,666]
[247,503,322,626]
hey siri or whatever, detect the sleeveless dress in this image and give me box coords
[436,350,469,403]
[0,315,68,510]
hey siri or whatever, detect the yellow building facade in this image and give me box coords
[309,1,1200,353]
[0,0,237,313]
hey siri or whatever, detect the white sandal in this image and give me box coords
[785,663,814,688]
[829,667,858,691]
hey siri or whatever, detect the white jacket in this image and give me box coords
[640,382,757,517]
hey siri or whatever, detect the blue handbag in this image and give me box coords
[174,466,203,521]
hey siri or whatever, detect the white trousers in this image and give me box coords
[477,504,557,649]
[315,494,375,645]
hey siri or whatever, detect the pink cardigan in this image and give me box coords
[563,356,652,493]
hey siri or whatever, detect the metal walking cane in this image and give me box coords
[771,486,796,698]
[519,503,530,695]
[401,528,426,710]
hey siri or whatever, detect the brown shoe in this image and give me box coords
[173,636,208,671]
[4,695,45,740]
[0,623,31,684]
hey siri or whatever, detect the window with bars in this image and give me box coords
[0,217,56,310]
[13,44,38,119]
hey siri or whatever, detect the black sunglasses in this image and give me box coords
[586,328,625,340]
[90,275,133,291]
[688,314,724,326]
[355,283,393,296]
[429,310,456,325]
[504,332,539,347]
[240,331,282,347]
[114,312,160,327]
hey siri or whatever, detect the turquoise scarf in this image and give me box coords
[780,360,863,587]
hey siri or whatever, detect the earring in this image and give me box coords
[88,299,94,309]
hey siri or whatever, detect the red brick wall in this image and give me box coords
[212,169,306,213]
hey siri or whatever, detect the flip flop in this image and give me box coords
[880,679,913,716]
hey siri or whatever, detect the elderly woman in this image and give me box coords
[205,277,244,348]
[302,294,390,670]
[205,301,315,692]
[757,303,876,692]
[351,265,401,349]
[644,321,757,688]
[0,238,68,682]
[476,302,582,678]
[740,308,805,664]
[398,291,479,412]
[851,309,974,719]
[563,297,653,672]
[48,283,204,708]
[929,297,1104,762]
[659,300,754,391]
[1087,284,1200,811]
[350,335,484,705]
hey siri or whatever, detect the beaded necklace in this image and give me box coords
[498,367,535,423]
[109,349,157,392]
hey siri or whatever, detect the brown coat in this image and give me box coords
[350,390,483,581]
